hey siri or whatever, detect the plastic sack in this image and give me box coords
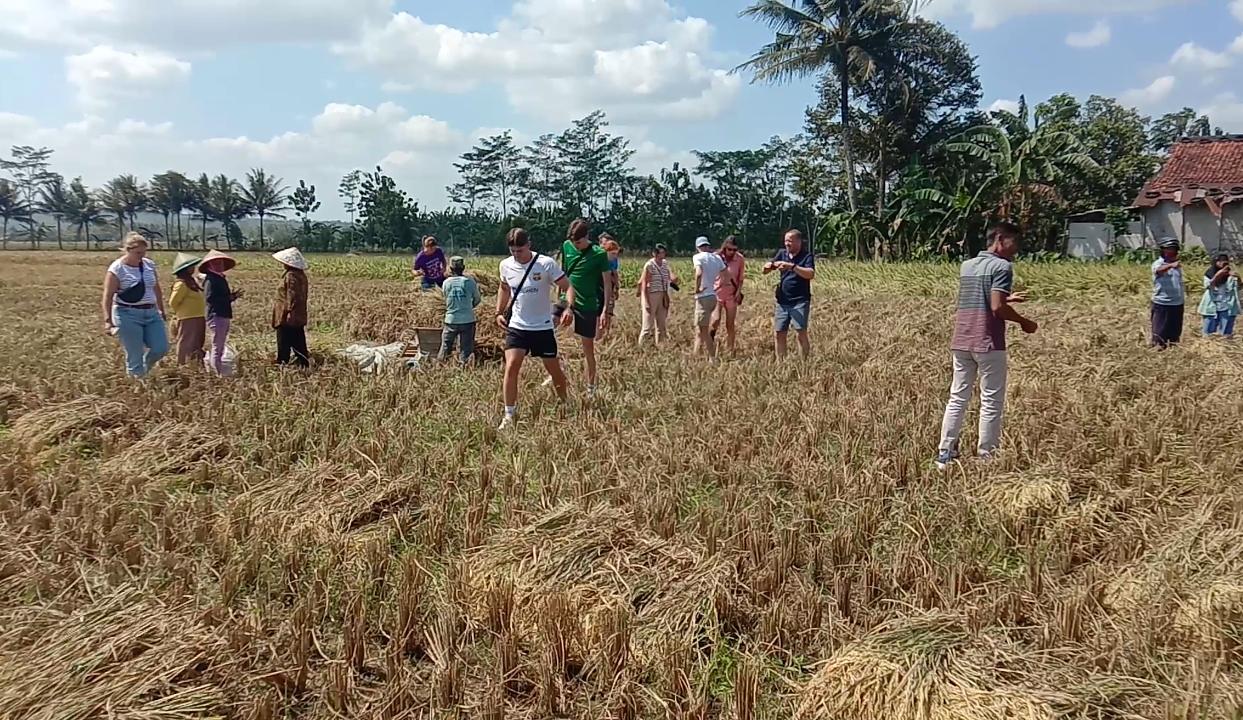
[204,344,240,377]
[339,342,407,374]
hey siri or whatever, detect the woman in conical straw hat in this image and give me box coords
[271,247,311,368]
[199,249,242,375]
[167,252,207,365]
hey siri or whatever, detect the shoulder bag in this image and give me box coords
[503,252,540,327]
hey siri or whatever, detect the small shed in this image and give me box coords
[1132,136,1243,255]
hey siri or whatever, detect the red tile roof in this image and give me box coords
[1133,135,1243,208]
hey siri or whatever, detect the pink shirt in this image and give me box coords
[715,252,745,300]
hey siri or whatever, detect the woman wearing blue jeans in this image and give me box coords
[101,233,169,377]
[1199,254,1240,338]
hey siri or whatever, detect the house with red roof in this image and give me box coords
[1132,135,1243,254]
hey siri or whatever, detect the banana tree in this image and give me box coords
[946,103,1098,232]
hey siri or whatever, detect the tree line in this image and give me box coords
[0,0,1226,258]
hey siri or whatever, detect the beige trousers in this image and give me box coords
[639,290,669,345]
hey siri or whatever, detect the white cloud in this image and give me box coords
[1065,20,1111,48]
[0,102,467,216]
[987,99,1021,114]
[65,45,191,110]
[1202,92,1243,128]
[920,0,1188,29]
[335,0,739,123]
[1170,42,1233,71]
[0,0,391,52]
[1120,75,1176,107]
[1230,33,1243,55]
[1233,0,1243,22]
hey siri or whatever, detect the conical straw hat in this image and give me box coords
[272,247,308,270]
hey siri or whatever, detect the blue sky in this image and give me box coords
[1,0,1241,217]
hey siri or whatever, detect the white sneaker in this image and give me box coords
[542,376,554,388]
[497,415,515,431]
[586,385,597,399]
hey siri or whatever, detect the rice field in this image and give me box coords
[1,250,1241,719]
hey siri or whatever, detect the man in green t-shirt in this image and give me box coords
[556,218,614,397]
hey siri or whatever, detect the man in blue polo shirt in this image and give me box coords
[762,228,816,359]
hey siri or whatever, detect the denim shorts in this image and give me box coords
[774,300,810,332]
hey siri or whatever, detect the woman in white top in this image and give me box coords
[101,233,168,377]
[636,243,678,346]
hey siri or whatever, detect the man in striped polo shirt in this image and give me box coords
[936,222,1038,470]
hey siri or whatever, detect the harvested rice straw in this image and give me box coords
[0,588,227,720]
[465,503,738,671]
[101,421,230,480]
[10,396,127,455]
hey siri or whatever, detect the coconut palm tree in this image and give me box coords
[0,179,32,249]
[38,174,72,250]
[188,173,214,249]
[98,174,147,244]
[240,168,289,249]
[209,175,250,250]
[737,0,920,224]
[148,171,191,249]
[65,178,107,247]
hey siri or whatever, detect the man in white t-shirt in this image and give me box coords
[692,236,726,361]
[495,227,571,430]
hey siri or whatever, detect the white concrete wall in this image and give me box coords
[1068,221,1146,259]
[1143,201,1182,247]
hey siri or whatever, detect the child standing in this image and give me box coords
[1199,253,1240,338]
[199,250,241,375]
[438,256,481,364]
[271,248,311,367]
[168,252,206,365]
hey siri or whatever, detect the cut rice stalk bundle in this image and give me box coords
[794,612,1148,720]
[465,503,738,671]
[0,588,227,720]
[229,463,423,542]
[10,396,128,455]
[101,421,230,480]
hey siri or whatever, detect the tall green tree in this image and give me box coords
[738,0,920,220]
[694,138,794,246]
[98,174,147,244]
[38,174,72,250]
[66,178,106,247]
[149,171,191,248]
[1,146,55,245]
[556,111,635,215]
[291,180,320,238]
[520,133,567,216]
[208,175,249,250]
[358,166,419,252]
[339,170,362,224]
[187,174,214,249]
[449,131,526,217]
[241,168,289,249]
[1149,107,1218,153]
[0,179,32,249]
[1043,95,1160,213]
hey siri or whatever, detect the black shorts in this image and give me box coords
[504,328,558,358]
[571,308,599,340]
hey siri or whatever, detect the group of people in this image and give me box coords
[101,232,310,377]
[110,218,1222,467]
[489,221,819,429]
[1149,237,1242,347]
